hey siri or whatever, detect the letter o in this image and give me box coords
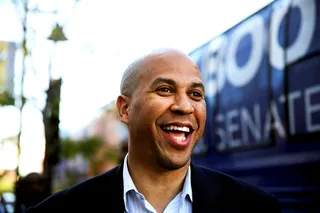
[201,36,227,97]
[270,0,316,69]
[226,15,265,87]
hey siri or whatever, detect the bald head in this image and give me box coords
[120,56,144,97]
[120,48,195,97]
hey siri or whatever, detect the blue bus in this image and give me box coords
[190,0,320,212]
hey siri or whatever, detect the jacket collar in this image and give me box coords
[191,162,225,213]
[112,161,223,213]
[110,162,125,213]
[122,154,193,211]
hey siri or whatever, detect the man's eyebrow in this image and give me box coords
[151,77,176,87]
[151,77,204,92]
[191,82,205,92]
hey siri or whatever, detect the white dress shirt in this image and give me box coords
[123,154,193,213]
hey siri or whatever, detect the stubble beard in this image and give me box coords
[155,150,191,171]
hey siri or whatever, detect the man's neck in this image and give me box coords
[127,154,189,213]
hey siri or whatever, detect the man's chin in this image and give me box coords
[158,156,190,171]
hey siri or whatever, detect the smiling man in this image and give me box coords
[25,48,282,213]
[116,48,206,213]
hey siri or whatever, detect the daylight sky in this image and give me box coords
[1,0,274,136]
[0,0,274,175]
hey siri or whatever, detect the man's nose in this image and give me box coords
[170,93,194,114]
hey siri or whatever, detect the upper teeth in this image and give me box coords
[163,126,190,132]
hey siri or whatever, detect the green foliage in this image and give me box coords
[0,171,14,193]
[0,171,8,180]
[103,150,118,163]
[56,169,79,192]
[60,137,104,160]
[55,137,120,191]
[22,39,29,56]
[0,90,15,106]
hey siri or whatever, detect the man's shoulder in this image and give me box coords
[25,165,122,213]
[192,164,281,211]
[196,165,270,196]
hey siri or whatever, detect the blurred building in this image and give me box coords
[0,41,15,94]
[53,101,128,191]
[85,101,128,174]
[87,101,128,147]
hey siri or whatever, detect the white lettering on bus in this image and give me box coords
[305,85,320,132]
[214,84,320,151]
[270,0,316,69]
[200,0,316,94]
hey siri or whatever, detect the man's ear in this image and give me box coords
[117,95,129,125]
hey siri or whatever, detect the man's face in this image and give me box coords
[123,51,206,170]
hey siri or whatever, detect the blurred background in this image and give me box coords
[0,0,319,212]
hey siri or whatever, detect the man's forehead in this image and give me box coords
[121,48,201,90]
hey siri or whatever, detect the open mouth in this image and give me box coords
[161,125,193,142]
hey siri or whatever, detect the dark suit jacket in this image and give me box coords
[25,163,282,213]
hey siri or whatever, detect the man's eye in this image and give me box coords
[191,91,203,98]
[157,87,172,93]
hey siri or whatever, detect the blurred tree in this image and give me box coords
[54,136,118,191]
[88,144,118,177]
[60,137,104,160]
[10,0,84,198]
[60,137,119,177]
[42,78,62,197]
[0,90,15,106]
[0,171,8,181]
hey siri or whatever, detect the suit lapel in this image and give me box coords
[90,163,125,213]
[110,162,125,213]
[103,161,230,212]
[191,163,226,213]
[105,162,229,212]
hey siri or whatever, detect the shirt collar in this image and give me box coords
[122,154,193,210]
[123,153,138,211]
[182,163,193,202]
